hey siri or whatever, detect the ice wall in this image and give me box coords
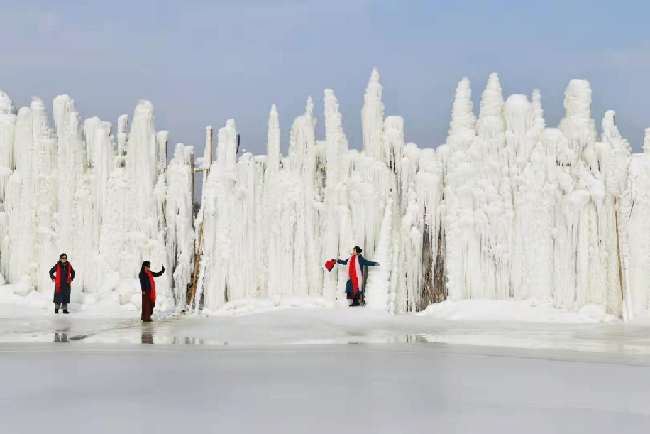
[196,69,650,319]
[622,130,650,318]
[0,92,194,312]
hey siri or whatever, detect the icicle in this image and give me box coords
[361,68,385,162]
[322,89,349,304]
[446,77,476,151]
[125,100,159,239]
[0,91,16,201]
[117,114,129,159]
[476,73,505,140]
[559,79,598,157]
[620,129,649,319]
[266,105,281,174]
[166,143,195,311]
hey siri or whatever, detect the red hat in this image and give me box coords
[325,260,336,272]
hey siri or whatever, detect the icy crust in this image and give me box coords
[0,92,194,316]
[195,69,648,321]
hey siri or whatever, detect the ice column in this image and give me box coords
[322,89,349,303]
[361,68,385,162]
[622,129,650,318]
[0,92,16,199]
[126,101,159,237]
[166,144,195,310]
[266,105,281,174]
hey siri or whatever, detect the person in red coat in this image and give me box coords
[49,253,75,314]
[139,261,165,322]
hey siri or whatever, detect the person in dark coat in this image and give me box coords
[139,261,165,322]
[49,253,75,314]
[332,246,379,307]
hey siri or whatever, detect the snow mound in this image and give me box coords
[419,299,618,323]
[204,296,331,317]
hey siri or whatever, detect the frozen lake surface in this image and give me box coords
[1,306,650,354]
[1,343,649,433]
[1,307,649,433]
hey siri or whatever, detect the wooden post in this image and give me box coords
[189,221,204,308]
[614,197,626,319]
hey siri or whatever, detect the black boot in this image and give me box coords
[62,310,69,314]
[55,308,59,314]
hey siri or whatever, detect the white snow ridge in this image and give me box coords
[2,69,650,320]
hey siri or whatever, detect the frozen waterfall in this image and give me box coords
[4,67,650,320]
[0,93,194,313]
[195,69,649,320]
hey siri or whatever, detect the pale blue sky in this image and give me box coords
[2,0,650,156]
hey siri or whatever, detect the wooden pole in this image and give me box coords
[614,197,626,319]
[189,221,204,309]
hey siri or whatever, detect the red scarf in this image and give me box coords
[349,254,360,295]
[55,262,73,293]
[145,269,156,302]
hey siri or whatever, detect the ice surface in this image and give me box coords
[1,297,649,433]
[0,307,644,434]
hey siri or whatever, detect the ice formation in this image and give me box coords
[4,67,650,320]
[195,68,650,320]
[0,92,194,312]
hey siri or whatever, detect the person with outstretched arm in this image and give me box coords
[331,246,379,307]
[139,261,165,322]
[50,253,75,314]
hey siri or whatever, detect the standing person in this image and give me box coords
[139,261,165,322]
[332,246,379,307]
[50,253,75,314]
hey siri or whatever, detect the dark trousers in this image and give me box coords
[55,303,68,310]
[347,293,361,306]
[141,292,154,321]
